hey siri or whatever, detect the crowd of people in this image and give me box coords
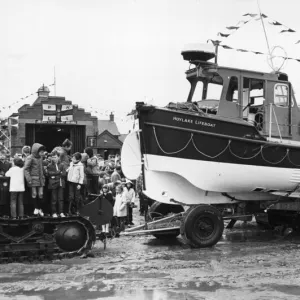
[0,138,150,233]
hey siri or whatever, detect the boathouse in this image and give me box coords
[10,85,98,155]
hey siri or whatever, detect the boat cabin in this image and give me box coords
[182,45,299,142]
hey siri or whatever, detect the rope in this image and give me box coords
[229,144,262,160]
[287,150,300,167]
[260,146,288,165]
[152,126,292,166]
[192,138,230,159]
[153,126,193,155]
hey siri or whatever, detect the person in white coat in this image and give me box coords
[113,185,127,229]
[5,157,25,218]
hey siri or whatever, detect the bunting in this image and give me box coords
[208,40,300,64]
[87,106,135,123]
[216,12,298,43]
[0,82,55,115]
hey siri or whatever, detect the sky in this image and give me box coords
[1,0,300,133]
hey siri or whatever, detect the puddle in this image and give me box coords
[264,284,300,296]
[94,272,169,280]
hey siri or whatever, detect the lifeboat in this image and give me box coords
[122,43,300,206]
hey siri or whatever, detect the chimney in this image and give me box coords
[109,112,114,122]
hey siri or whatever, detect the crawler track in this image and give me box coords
[0,215,96,263]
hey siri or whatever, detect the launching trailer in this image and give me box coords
[121,44,300,247]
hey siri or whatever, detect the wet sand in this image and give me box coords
[1,216,300,300]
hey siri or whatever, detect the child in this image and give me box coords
[59,139,73,169]
[67,152,84,215]
[113,185,127,230]
[81,152,89,202]
[85,147,100,194]
[124,179,136,226]
[21,146,31,161]
[46,151,66,218]
[5,157,25,218]
[24,143,46,216]
[100,184,114,233]
[0,150,12,176]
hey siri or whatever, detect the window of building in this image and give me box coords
[274,84,289,107]
[226,76,238,102]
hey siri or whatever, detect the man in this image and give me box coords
[111,166,122,183]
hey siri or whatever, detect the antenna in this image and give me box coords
[257,0,274,69]
[54,66,56,96]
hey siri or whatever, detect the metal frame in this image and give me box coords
[121,211,254,237]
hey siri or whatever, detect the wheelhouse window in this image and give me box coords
[226,76,238,102]
[192,74,223,102]
[191,74,223,114]
[274,84,289,107]
[242,77,265,121]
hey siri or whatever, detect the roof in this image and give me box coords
[97,130,123,147]
[98,120,120,136]
[37,85,50,93]
[118,134,127,143]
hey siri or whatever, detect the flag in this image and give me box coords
[60,105,73,122]
[269,20,282,26]
[222,45,233,49]
[243,13,257,17]
[42,104,56,121]
[42,104,74,122]
[280,28,295,33]
[226,26,239,30]
[218,32,230,37]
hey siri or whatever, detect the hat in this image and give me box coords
[125,179,133,184]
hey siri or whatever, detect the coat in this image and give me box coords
[113,192,127,217]
[101,191,114,206]
[111,171,121,183]
[24,143,45,187]
[5,166,25,192]
[59,149,71,169]
[67,161,84,185]
[0,160,11,176]
[46,162,66,189]
[124,187,136,204]
[86,156,100,176]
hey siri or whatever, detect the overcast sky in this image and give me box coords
[1,0,300,133]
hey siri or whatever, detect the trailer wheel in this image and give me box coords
[149,202,184,239]
[182,205,224,248]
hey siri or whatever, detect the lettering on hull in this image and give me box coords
[172,116,216,128]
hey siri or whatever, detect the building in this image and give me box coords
[88,112,124,159]
[11,85,98,155]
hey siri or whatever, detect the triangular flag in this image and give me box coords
[269,20,282,26]
[280,28,296,33]
[207,39,221,46]
[218,32,230,37]
[226,26,239,30]
[222,45,233,49]
[243,13,257,17]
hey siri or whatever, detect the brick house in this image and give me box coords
[10,85,98,155]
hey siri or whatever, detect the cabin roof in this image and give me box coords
[187,63,287,82]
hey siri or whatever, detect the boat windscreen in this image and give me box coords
[192,75,223,102]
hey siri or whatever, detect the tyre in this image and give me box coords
[182,205,224,248]
[148,202,184,239]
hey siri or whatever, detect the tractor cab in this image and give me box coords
[182,44,300,142]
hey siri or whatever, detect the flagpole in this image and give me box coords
[257,0,274,69]
[54,66,56,96]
